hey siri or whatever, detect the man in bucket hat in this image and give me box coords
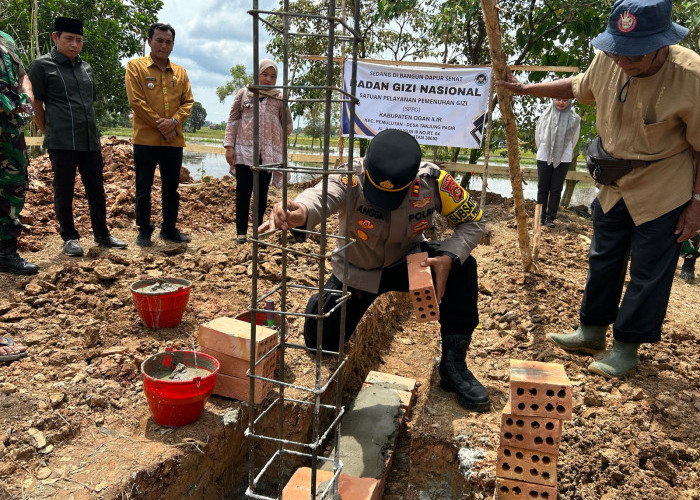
[261,129,491,411]
[497,0,700,378]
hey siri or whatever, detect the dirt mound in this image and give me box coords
[20,138,236,251]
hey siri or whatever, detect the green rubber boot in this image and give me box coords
[588,340,640,378]
[546,324,607,354]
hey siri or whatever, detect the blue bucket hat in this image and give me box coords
[591,0,688,56]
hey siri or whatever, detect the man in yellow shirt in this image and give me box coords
[125,22,194,246]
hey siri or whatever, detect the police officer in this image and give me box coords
[263,129,490,411]
[0,30,38,275]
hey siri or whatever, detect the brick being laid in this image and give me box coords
[509,359,572,420]
[197,317,277,361]
[282,467,381,500]
[407,252,439,323]
[500,401,561,455]
[496,444,557,487]
[495,477,557,499]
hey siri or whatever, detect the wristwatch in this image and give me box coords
[692,192,700,202]
[172,118,179,125]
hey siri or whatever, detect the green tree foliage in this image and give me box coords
[0,0,162,121]
[216,64,252,103]
[185,101,207,132]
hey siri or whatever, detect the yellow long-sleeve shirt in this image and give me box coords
[125,55,194,147]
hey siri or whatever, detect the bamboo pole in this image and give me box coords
[480,78,496,207]
[532,204,543,265]
[481,0,535,273]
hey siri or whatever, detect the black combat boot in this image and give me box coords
[0,240,39,275]
[680,255,696,283]
[439,334,490,411]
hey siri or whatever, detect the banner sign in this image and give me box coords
[342,60,491,148]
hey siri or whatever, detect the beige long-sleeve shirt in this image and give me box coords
[572,46,700,225]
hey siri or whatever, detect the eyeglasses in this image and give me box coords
[603,51,646,63]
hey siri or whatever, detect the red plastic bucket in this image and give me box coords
[131,278,191,328]
[141,348,219,427]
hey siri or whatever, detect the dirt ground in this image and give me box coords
[0,140,698,499]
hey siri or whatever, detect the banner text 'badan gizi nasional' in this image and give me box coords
[342,60,492,149]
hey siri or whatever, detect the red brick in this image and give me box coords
[200,345,276,380]
[500,401,561,455]
[197,317,277,361]
[509,360,572,420]
[211,372,273,404]
[362,371,417,410]
[282,467,381,500]
[496,445,557,487]
[407,252,439,323]
[495,478,557,499]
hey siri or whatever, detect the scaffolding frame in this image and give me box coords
[245,1,362,499]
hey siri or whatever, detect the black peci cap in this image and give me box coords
[54,17,83,36]
[363,129,422,210]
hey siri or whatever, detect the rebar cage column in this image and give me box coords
[245,1,362,499]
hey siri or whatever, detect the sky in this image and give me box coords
[155,0,278,124]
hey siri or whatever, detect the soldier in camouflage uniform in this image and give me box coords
[0,30,38,277]
[0,30,34,364]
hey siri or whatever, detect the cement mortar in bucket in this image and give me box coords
[131,278,191,328]
[141,348,219,427]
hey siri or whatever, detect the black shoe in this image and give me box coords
[0,252,39,275]
[159,228,191,243]
[94,234,127,249]
[136,231,153,247]
[439,335,490,411]
[680,256,696,283]
[544,218,555,227]
[62,239,84,257]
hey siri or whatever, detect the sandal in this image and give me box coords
[0,336,28,363]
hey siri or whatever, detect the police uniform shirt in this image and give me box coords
[295,159,486,294]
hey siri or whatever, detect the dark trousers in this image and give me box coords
[133,145,183,232]
[303,242,479,351]
[580,198,684,344]
[235,163,272,236]
[48,149,108,241]
[536,160,570,222]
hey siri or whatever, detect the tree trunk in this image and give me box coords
[481,0,534,273]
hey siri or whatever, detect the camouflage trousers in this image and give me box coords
[0,113,28,242]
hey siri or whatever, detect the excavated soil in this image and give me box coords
[0,139,698,499]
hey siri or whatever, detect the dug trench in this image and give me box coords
[1,140,699,499]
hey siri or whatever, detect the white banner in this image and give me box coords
[342,60,491,148]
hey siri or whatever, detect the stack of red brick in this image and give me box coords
[198,317,277,404]
[495,359,573,499]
